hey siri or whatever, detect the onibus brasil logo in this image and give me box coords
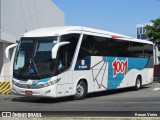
[112,58,128,78]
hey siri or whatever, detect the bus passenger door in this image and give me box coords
[56,46,72,97]
[56,71,72,97]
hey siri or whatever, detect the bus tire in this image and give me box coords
[74,81,87,100]
[135,76,141,90]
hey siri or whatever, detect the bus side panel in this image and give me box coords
[72,56,153,95]
[116,68,153,89]
[90,56,108,92]
[103,57,151,90]
[140,68,153,85]
[72,71,93,94]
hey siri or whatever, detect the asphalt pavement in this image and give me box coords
[0,81,160,117]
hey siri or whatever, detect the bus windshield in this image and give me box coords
[13,37,59,80]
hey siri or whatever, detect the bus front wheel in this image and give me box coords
[74,81,87,100]
[135,76,141,90]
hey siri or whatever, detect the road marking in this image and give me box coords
[153,88,160,91]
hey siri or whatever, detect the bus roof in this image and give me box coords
[23,26,153,45]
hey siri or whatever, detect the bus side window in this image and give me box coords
[143,44,153,58]
[78,35,95,59]
[57,34,80,73]
[57,46,69,72]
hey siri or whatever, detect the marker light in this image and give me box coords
[111,35,123,39]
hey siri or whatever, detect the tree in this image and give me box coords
[145,17,160,45]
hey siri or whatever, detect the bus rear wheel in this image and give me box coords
[135,76,141,90]
[74,81,87,100]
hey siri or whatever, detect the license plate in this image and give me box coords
[25,91,33,95]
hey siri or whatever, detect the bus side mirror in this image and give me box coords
[154,43,159,65]
[51,42,70,59]
[5,43,18,59]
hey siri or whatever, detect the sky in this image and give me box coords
[52,0,160,37]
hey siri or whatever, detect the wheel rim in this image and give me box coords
[75,83,84,97]
[137,79,141,88]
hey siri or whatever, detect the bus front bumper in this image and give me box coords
[12,84,57,98]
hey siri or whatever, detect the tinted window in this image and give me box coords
[137,28,139,34]
[13,37,59,79]
[143,27,146,34]
[78,35,95,59]
[137,35,140,39]
[127,42,144,57]
[141,34,147,40]
[78,35,153,59]
[57,34,80,73]
[140,27,142,34]
[144,44,153,58]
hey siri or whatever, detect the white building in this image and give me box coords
[0,0,64,82]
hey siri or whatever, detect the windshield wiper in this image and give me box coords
[31,57,42,79]
[18,58,30,79]
[18,57,42,79]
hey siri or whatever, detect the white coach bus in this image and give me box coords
[5,26,159,99]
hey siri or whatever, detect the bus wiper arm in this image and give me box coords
[31,58,42,79]
[18,59,30,78]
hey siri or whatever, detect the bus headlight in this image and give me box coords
[12,80,19,85]
[41,78,60,87]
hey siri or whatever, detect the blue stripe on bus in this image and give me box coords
[39,78,50,82]
[32,78,50,86]
[103,57,149,90]
[15,77,50,82]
